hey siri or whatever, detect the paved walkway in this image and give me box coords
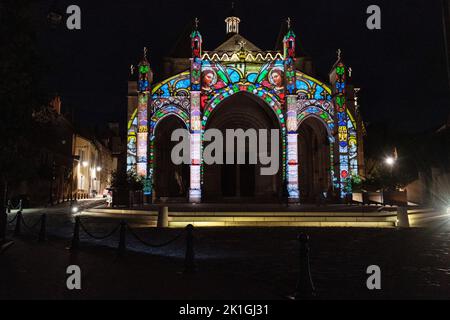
[2,222,450,299]
[3,202,450,299]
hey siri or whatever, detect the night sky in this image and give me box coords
[34,0,449,133]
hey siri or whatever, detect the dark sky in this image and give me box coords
[34,0,449,133]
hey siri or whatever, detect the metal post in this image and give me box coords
[184,224,195,273]
[38,214,47,242]
[7,200,11,213]
[14,211,22,237]
[397,206,410,228]
[157,206,169,228]
[117,221,127,256]
[70,216,80,251]
[293,233,316,299]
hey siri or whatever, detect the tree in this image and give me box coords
[0,0,45,241]
[111,170,144,192]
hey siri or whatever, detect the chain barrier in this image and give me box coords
[79,219,121,240]
[7,200,22,211]
[126,224,185,248]
[8,211,196,274]
[21,215,42,233]
[12,212,47,241]
[7,213,18,224]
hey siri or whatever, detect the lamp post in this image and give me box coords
[384,156,396,192]
[70,155,80,206]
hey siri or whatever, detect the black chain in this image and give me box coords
[7,213,18,224]
[127,224,185,248]
[21,216,42,234]
[79,220,120,240]
[8,201,21,210]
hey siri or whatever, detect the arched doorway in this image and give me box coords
[154,115,189,201]
[297,117,331,203]
[203,92,282,202]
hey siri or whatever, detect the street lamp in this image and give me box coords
[96,166,102,172]
[385,157,395,167]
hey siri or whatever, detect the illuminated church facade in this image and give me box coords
[127,12,365,204]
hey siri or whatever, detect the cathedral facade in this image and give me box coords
[127,13,365,204]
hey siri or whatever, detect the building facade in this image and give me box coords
[127,14,365,203]
[72,134,115,199]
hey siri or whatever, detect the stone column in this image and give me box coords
[286,95,300,202]
[189,91,202,203]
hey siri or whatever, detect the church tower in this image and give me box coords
[225,3,240,35]
[136,47,152,180]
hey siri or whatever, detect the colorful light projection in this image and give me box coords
[190,91,202,202]
[128,64,339,197]
[201,51,284,63]
[283,24,296,95]
[136,48,153,197]
[126,23,361,203]
[189,29,203,202]
[191,21,202,59]
[348,116,359,181]
[137,93,149,177]
[334,60,351,198]
[199,61,286,108]
[127,111,138,172]
[296,72,333,101]
[283,23,299,200]
[286,95,299,200]
[297,106,334,132]
[152,72,191,98]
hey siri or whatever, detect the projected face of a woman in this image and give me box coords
[271,70,283,89]
[202,71,215,90]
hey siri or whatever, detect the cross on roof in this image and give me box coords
[287,17,291,29]
[194,17,199,29]
[337,48,342,60]
[143,46,148,59]
[238,40,246,50]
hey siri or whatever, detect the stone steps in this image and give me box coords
[80,208,397,228]
[168,221,395,228]
[84,208,394,217]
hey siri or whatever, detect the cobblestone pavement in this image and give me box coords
[2,206,450,299]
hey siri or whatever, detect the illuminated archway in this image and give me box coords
[297,116,332,203]
[202,91,283,201]
[152,115,189,200]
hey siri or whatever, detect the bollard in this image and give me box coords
[117,221,127,256]
[397,206,410,228]
[184,224,196,273]
[0,210,7,242]
[70,216,80,251]
[157,206,169,228]
[18,199,22,212]
[38,214,47,242]
[14,211,22,237]
[293,233,316,299]
[7,200,11,213]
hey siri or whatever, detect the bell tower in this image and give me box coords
[225,2,240,35]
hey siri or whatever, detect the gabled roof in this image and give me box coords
[214,33,261,52]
